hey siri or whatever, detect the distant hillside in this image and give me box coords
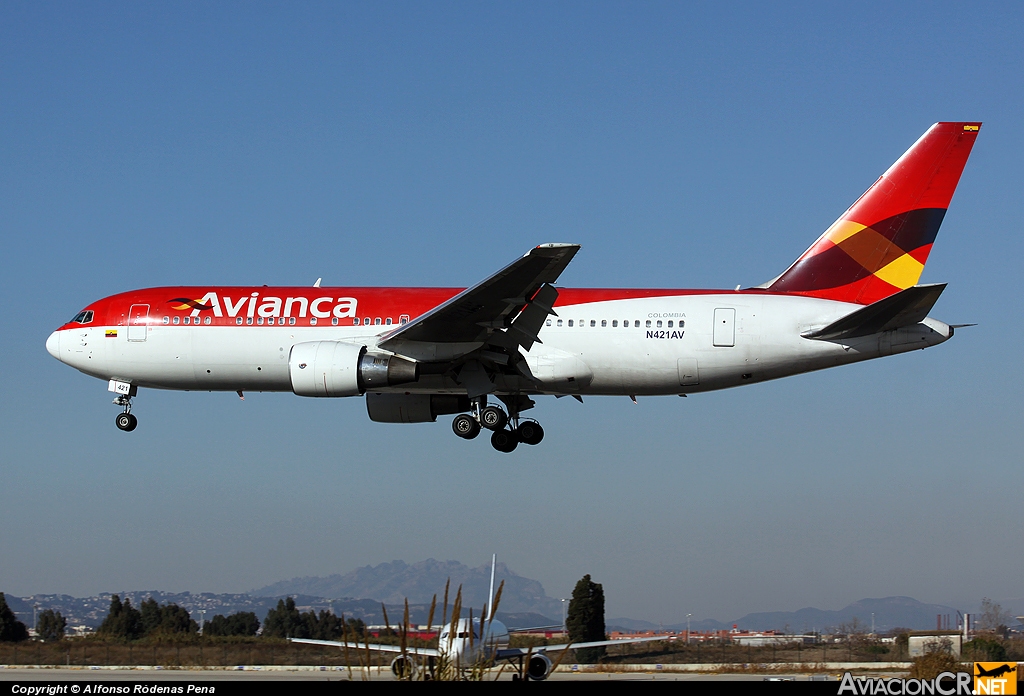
[615,597,962,634]
[730,596,960,633]
[253,559,563,619]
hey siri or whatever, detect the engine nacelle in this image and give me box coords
[366,393,470,423]
[289,341,419,397]
[390,655,417,679]
[527,653,552,681]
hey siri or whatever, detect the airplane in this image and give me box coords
[45,122,980,452]
[289,555,669,681]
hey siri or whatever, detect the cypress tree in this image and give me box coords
[566,574,606,663]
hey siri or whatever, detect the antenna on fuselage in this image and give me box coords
[487,554,496,621]
[313,278,322,287]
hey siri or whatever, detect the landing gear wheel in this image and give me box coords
[452,413,480,440]
[115,413,137,432]
[516,421,544,445]
[490,428,519,453]
[479,406,508,431]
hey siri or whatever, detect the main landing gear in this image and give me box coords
[451,398,544,453]
[113,394,137,432]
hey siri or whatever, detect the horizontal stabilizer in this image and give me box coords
[803,283,946,340]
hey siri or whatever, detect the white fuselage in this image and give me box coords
[438,618,510,667]
[47,293,952,397]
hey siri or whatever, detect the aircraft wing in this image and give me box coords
[288,637,439,657]
[508,624,564,633]
[494,634,670,659]
[379,244,580,354]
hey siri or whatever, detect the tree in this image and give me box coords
[263,598,307,639]
[36,609,66,642]
[97,595,143,640]
[204,612,260,637]
[140,598,163,635]
[566,574,606,663]
[0,593,29,642]
[137,598,198,637]
[977,598,1012,637]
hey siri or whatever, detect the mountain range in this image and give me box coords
[252,558,564,619]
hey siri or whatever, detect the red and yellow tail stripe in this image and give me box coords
[769,122,980,305]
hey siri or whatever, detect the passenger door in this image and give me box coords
[128,304,150,342]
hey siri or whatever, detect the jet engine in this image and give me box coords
[366,393,470,423]
[289,341,418,397]
[526,653,552,681]
[390,655,418,679]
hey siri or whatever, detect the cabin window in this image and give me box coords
[257,317,264,325]
[183,317,190,325]
[635,320,640,328]
[612,320,618,327]
[623,320,629,328]
[601,320,607,327]
[590,320,596,327]
[162,316,169,325]
[568,320,573,327]
[236,317,243,325]
[277,317,284,326]
[246,317,253,325]
[310,317,317,325]
[172,316,180,325]
[205,316,212,325]
[667,320,673,328]
[657,320,662,328]
[331,317,339,326]
[678,320,685,328]
[386,318,393,325]
[646,320,652,328]
[546,319,552,327]
[557,319,563,327]
[374,317,381,325]
[400,315,409,325]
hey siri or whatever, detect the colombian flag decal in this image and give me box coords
[964,124,980,131]
[105,330,118,338]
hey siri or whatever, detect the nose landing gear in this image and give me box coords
[113,394,137,432]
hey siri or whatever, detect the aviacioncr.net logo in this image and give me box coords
[838,671,973,695]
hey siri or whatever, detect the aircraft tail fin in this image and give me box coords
[487,554,496,621]
[765,122,980,305]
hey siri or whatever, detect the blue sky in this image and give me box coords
[2,1,1022,623]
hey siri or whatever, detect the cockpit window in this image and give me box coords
[71,310,94,324]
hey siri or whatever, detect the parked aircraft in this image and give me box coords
[290,556,667,681]
[46,122,980,452]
